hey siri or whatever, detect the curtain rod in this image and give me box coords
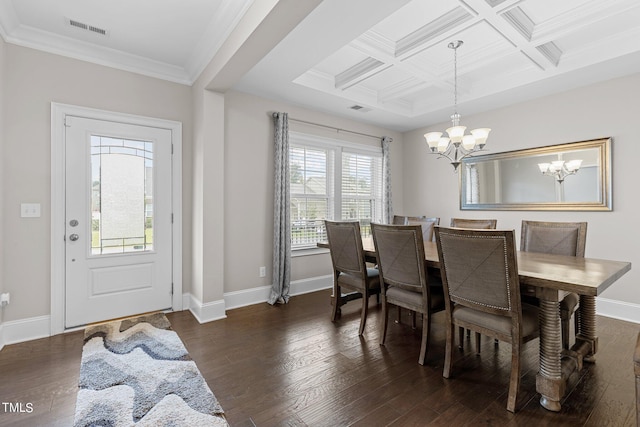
[274,114,391,142]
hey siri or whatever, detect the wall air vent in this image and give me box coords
[349,105,372,113]
[67,18,109,36]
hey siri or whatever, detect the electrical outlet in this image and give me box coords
[0,292,10,307]
[259,266,266,277]
[21,203,41,218]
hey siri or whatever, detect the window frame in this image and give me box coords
[289,131,383,250]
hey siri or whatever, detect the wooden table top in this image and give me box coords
[318,237,631,297]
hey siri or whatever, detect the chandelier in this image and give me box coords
[537,159,583,183]
[424,40,490,171]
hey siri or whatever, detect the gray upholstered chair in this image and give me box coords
[392,215,407,225]
[520,220,587,350]
[435,226,539,412]
[392,217,441,325]
[406,216,439,242]
[371,223,445,365]
[450,218,497,229]
[325,220,381,336]
[392,216,440,241]
[450,217,498,350]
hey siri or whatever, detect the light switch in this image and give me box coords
[21,203,41,218]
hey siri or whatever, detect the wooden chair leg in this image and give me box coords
[358,291,369,336]
[396,306,402,324]
[331,285,341,322]
[444,319,455,378]
[458,326,464,349]
[475,332,481,355]
[506,341,522,413]
[411,311,417,329]
[379,297,389,346]
[418,312,431,365]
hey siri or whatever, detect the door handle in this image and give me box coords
[69,234,79,242]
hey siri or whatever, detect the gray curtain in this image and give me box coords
[382,136,393,224]
[268,112,291,305]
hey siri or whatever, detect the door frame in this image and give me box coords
[50,103,183,335]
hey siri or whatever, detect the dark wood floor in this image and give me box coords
[0,289,637,426]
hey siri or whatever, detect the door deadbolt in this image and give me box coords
[69,234,79,242]
[69,219,79,227]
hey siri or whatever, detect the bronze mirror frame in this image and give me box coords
[459,137,612,211]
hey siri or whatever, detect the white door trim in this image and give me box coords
[50,103,183,335]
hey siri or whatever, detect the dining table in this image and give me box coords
[317,236,631,412]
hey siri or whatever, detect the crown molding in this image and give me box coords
[0,0,255,86]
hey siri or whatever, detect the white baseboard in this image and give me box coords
[596,297,640,324]
[181,275,333,320]
[188,294,227,324]
[0,315,50,349]
[224,285,272,310]
[290,275,333,296]
[224,275,333,310]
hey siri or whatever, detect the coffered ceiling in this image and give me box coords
[1,0,640,131]
[235,0,640,130]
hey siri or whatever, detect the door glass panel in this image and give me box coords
[91,136,154,255]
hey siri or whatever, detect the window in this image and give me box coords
[290,132,383,249]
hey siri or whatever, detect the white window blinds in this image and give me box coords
[289,132,382,249]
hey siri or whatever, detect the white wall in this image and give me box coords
[223,90,404,293]
[402,72,640,317]
[1,44,193,323]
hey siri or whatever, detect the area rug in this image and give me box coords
[73,312,228,427]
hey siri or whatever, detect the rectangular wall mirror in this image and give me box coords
[460,137,612,211]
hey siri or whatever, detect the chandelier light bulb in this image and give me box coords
[566,159,583,172]
[437,137,450,153]
[424,132,442,150]
[462,134,476,150]
[538,158,583,183]
[470,128,491,148]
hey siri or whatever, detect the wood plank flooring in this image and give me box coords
[0,289,637,426]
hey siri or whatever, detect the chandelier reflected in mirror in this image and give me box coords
[424,40,490,171]
[538,159,583,183]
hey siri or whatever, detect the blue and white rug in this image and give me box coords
[73,312,227,427]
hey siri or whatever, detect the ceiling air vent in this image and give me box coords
[67,18,108,36]
[349,105,372,113]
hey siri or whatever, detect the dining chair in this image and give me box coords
[450,218,497,229]
[435,226,539,412]
[392,215,407,225]
[406,216,439,242]
[520,220,587,350]
[325,220,381,336]
[393,216,440,325]
[371,223,445,365]
[450,217,498,350]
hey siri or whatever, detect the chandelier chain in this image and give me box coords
[453,44,458,115]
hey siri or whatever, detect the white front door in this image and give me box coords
[64,116,173,328]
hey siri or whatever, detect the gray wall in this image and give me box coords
[1,43,192,322]
[223,90,404,294]
[403,72,640,307]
